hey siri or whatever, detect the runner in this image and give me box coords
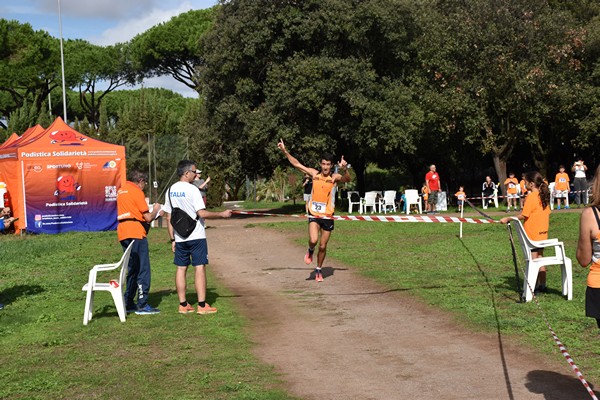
[277,139,351,282]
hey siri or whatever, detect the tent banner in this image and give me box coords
[23,158,123,234]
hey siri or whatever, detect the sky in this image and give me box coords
[1,0,218,97]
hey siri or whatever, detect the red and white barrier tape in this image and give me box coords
[231,210,495,224]
[467,188,589,201]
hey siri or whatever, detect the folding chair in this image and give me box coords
[508,218,572,302]
[82,241,135,325]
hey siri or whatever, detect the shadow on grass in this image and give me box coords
[525,370,596,399]
[0,284,44,305]
[459,238,516,400]
[499,276,564,300]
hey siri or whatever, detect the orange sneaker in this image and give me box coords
[304,251,313,264]
[315,270,323,282]
[178,303,195,314]
[197,304,218,314]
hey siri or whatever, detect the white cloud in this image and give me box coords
[90,1,195,45]
[142,75,199,98]
[35,0,165,19]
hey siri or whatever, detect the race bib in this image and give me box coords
[508,183,515,188]
[559,178,566,182]
[311,201,326,213]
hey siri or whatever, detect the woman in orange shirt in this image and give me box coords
[501,171,551,292]
[577,165,600,332]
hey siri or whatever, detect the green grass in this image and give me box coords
[263,211,600,384]
[0,230,294,400]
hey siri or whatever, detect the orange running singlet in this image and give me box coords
[309,173,335,217]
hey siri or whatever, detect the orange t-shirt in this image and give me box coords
[117,181,149,241]
[421,186,429,201]
[455,191,466,201]
[519,180,527,196]
[522,191,550,241]
[588,232,600,288]
[309,173,335,217]
[554,172,570,191]
[504,177,519,194]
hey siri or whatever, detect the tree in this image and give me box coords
[64,39,139,128]
[414,0,592,187]
[0,19,60,127]
[129,8,215,92]
[199,0,422,193]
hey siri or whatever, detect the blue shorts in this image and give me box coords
[174,239,208,267]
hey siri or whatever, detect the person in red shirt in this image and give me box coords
[425,165,441,214]
[117,170,163,314]
[554,165,570,210]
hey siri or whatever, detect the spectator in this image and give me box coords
[519,173,528,210]
[554,165,570,210]
[117,170,163,315]
[572,158,588,207]
[482,176,496,208]
[455,186,466,213]
[501,171,551,293]
[0,216,15,233]
[164,160,232,315]
[192,170,210,206]
[576,165,600,333]
[302,174,313,214]
[504,172,519,212]
[421,182,429,212]
[425,165,441,214]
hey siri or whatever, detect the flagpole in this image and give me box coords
[58,0,67,121]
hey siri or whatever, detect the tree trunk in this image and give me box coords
[493,154,507,202]
[353,157,366,196]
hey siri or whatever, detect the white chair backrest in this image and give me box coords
[510,219,537,262]
[383,191,396,203]
[347,191,360,202]
[405,189,419,202]
[364,192,378,204]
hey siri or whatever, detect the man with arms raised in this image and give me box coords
[278,139,351,282]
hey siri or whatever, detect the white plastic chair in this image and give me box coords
[361,191,380,214]
[508,218,572,302]
[82,241,135,325]
[482,186,499,209]
[347,191,361,214]
[404,189,422,214]
[381,191,397,213]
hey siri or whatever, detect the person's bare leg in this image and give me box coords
[317,229,332,268]
[194,265,207,303]
[176,266,188,302]
[308,222,319,249]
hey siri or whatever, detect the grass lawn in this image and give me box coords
[0,229,294,400]
[1,202,598,397]
[258,206,600,385]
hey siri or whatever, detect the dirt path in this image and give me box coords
[208,216,592,399]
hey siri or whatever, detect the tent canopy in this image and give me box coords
[0,117,126,234]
